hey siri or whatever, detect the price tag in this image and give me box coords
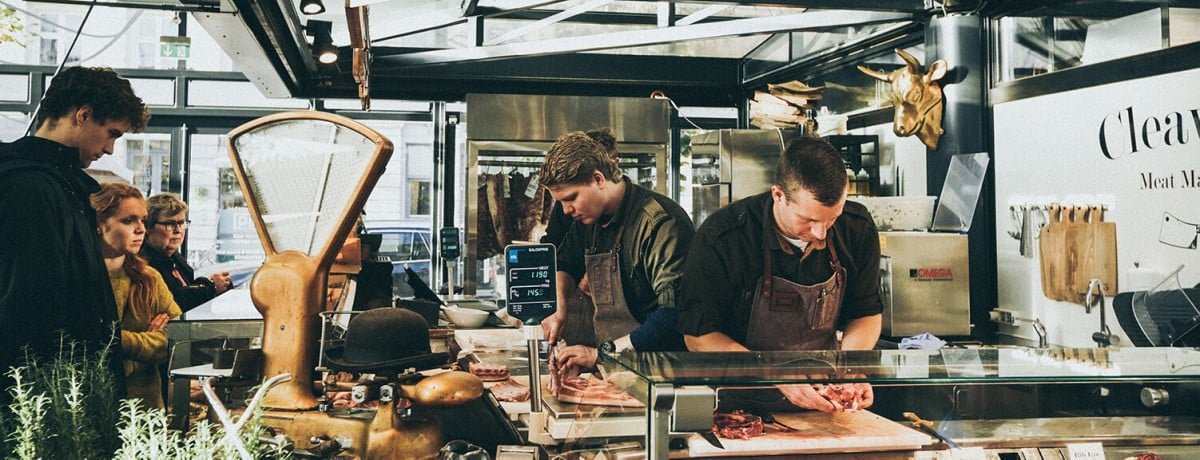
[439,227,461,260]
[506,243,557,324]
[1066,442,1106,460]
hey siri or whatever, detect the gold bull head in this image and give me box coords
[858,49,948,150]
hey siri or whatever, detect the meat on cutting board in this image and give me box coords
[547,375,644,407]
[489,379,530,402]
[713,410,765,440]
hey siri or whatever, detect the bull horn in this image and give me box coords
[896,48,920,71]
[857,64,891,82]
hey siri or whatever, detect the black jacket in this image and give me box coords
[0,136,125,396]
[140,244,216,312]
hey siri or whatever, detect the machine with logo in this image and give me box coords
[877,153,988,338]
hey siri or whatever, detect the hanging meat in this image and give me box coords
[476,173,503,259]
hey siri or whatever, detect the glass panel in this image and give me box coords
[230,118,385,256]
[603,348,1200,386]
[186,133,265,267]
[742,33,789,81]
[0,74,29,102]
[0,112,28,141]
[89,132,172,195]
[128,77,175,106]
[187,80,310,109]
[993,6,1200,84]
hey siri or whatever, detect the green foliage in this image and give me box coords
[0,6,25,47]
[3,336,290,459]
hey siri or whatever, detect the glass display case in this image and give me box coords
[597,347,1200,458]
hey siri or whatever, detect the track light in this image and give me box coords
[300,0,325,15]
[305,20,338,65]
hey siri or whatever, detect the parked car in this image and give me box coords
[367,226,433,299]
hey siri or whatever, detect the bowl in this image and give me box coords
[443,307,490,328]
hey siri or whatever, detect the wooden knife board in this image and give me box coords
[1038,207,1117,302]
[681,410,932,457]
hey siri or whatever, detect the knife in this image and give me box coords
[699,431,725,449]
[903,412,960,449]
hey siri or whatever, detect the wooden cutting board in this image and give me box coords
[684,410,932,457]
[1038,204,1117,302]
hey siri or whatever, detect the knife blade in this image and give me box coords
[903,412,960,449]
[699,431,725,449]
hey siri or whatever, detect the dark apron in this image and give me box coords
[586,191,641,344]
[745,232,846,351]
[723,233,847,413]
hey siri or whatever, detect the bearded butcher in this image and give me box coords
[678,137,883,413]
[539,131,691,375]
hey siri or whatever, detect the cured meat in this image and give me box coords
[816,384,867,412]
[547,339,566,395]
[469,362,511,382]
[550,375,643,407]
[712,410,765,440]
[485,173,509,249]
[476,176,502,259]
[489,379,530,402]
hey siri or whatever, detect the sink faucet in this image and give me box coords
[1031,319,1048,349]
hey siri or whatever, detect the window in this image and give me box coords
[408,180,431,216]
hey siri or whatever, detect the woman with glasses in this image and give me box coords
[141,193,232,312]
[91,183,181,409]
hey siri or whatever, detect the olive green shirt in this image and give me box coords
[557,178,694,323]
[678,192,883,344]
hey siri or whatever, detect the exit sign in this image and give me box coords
[159,36,191,59]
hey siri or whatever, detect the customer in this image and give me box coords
[538,131,691,376]
[92,183,181,409]
[678,137,882,413]
[0,67,148,398]
[142,193,232,312]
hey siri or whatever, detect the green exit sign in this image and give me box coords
[159,36,191,59]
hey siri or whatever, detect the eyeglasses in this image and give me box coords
[154,219,190,230]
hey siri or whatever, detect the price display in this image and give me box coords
[439,227,461,259]
[505,243,557,323]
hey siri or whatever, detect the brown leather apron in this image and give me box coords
[586,189,641,344]
[744,232,846,351]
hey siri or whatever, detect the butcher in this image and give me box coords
[539,131,691,375]
[678,137,883,413]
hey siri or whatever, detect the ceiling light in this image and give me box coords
[305,20,338,65]
[300,0,325,15]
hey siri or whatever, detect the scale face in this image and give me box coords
[505,243,557,324]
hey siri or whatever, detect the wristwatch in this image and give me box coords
[598,340,617,354]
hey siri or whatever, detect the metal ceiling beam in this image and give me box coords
[491,0,613,45]
[370,0,560,42]
[615,0,927,13]
[379,10,912,67]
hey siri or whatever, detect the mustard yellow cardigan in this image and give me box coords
[109,266,182,409]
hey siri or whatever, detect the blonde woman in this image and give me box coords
[91,182,181,409]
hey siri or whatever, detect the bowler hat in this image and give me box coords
[324,308,449,373]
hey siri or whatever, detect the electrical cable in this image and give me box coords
[25,0,98,136]
[650,90,702,130]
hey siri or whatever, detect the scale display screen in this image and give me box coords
[505,243,557,323]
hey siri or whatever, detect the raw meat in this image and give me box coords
[551,375,644,407]
[469,362,511,382]
[712,410,765,440]
[816,384,867,412]
[489,379,530,402]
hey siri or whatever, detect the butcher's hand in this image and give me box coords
[553,344,598,376]
[852,382,875,410]
[542,310,567,344]
[148,313,171,332]
[777,383,838,414]
[577,274,591,297]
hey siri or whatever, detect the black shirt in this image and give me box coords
[141,244,217,312]
[0,136,125,396]
[677,192,883,344]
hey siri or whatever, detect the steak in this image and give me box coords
[712,410,765,440]
[489,379,530,402]
[816,383,867,412]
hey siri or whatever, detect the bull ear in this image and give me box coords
[857,65,891,82]
[926,59,948,81]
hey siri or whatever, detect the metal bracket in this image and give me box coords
[670,385,717,432]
